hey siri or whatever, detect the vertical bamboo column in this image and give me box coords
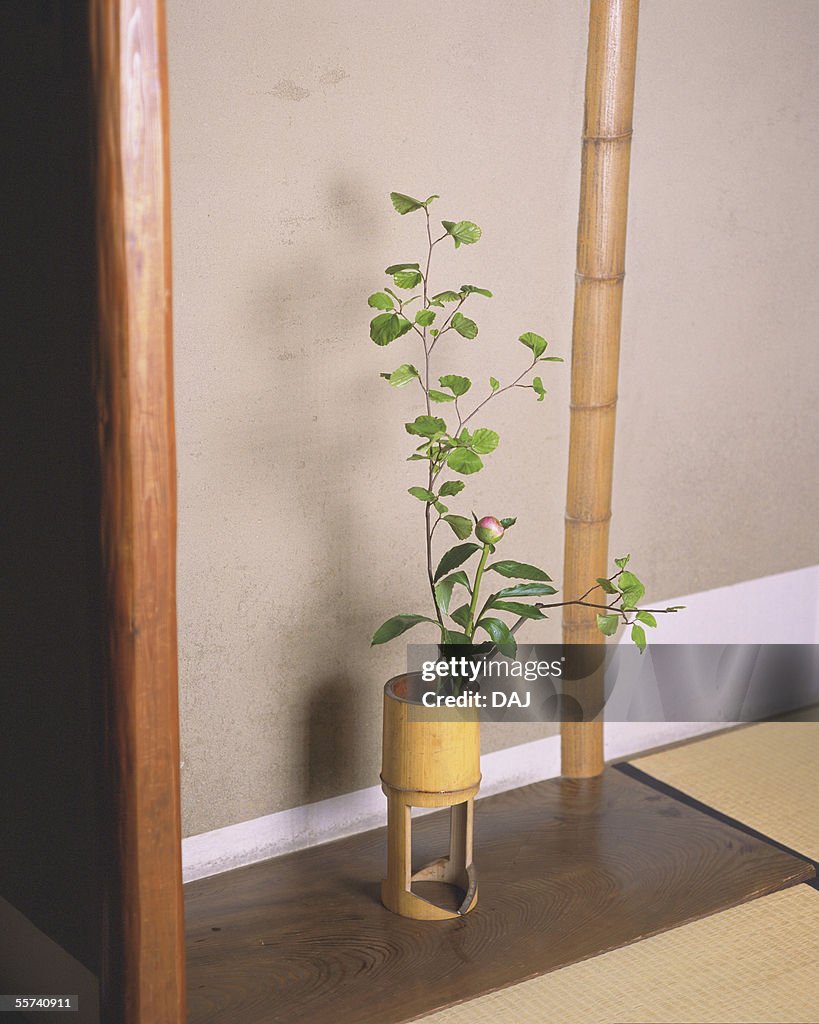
[562,0,640,777]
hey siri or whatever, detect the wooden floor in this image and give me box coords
[185,768,814,1024]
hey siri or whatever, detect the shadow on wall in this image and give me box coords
[221,173,389,804]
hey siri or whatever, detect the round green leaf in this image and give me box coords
[370,313,412,346]
[405,415,447,438]
[596,613,620,637]
[429,290,462,306]
[393,269,423,289]
[519,332,547,359]
[439,374,472,397]
[382,363,419,388]
[408,486,436,502]
[451,312,478,339]
[446,448,484,475]
[384,263,420,274]
[441,220,482,248]
[415,309,436,326]
[429,389,456,403]
[368,291,395,310]
[439,480,465,497]
[390,192,425,215]
[470,428,499,454]
[459,284,493,298]
[532,376,546,401]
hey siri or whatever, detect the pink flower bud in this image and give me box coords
[476,516,504,544]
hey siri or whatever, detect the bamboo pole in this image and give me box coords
[562,0,640,777]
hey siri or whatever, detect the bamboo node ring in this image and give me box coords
[582,129,634,142]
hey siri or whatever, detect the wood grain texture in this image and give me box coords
[562,0,641,777]
[89,1,185,1021]
[185,768,813,1024]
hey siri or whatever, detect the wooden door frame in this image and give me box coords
[90,1,185,1021]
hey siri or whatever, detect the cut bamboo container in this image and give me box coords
[381,675,480,919]
[562,0,640,777]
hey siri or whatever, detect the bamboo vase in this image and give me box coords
[380,674,481,920]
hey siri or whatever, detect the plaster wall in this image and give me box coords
[168,0,819,837]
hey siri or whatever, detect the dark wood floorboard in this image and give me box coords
[185,768,814,1024]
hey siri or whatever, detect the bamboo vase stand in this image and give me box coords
[380,783,478,920]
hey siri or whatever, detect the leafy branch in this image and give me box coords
[368,191,682,660]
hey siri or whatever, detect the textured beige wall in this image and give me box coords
[168,0,819,837]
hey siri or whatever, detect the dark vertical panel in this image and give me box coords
[0,0,103,982]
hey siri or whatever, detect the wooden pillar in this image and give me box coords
[89,1,185,1020]
[562,0,640,777]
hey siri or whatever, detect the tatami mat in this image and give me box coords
[633,721,819,860]
[422,885,819,1023]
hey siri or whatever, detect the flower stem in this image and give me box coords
[465,543,491,638]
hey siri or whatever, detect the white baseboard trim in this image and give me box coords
[182,565,819,884]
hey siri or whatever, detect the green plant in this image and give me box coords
[370,191,681,658]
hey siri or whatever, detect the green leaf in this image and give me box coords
[368,291,395,310]
[459,284,493,298]
[451,311,478,339]
[486,599,546,620]
[381,363,419,388]
[532,376,546,402]
[434,578,456,615]
[631,623,647,652]
[408,486,436,503]
[434,501,448,515]
[470,428,499,454]
[444,570,472,594]
[636,611,657,628]
[434,543,481,583]
[477,617,517,657]
[615,554,631,569]
[596,613,620,637]
[429,290,462,305]
[596,577,618,594]
[439,374,472,397]
[488,560,551,581]
[415,309,436,327]
[405,415,447,438]
[372,613,437,645]
[443,514,473,540]
[370,313,412,346]
[447,448,483,475]
[443,629,471,644]
[500,517,517,528]
[618,571,645,610]
[390,192,426,214]
[441,220,482,248]
[495,582,557,598]
[393,269,423,290]
[385,263,420,275]
[423,194,440,206]
[439,480,465,497]
[449,605,471,629]
[519,332,547,359]
[429,389,456,403]
[540,356,564,362]
[489,377,500,392]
